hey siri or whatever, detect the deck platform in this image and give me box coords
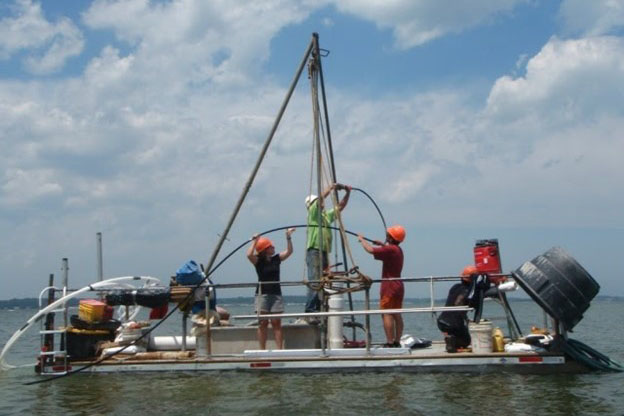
[66,341,579,375]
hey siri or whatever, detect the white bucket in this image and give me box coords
[469,320,493,353]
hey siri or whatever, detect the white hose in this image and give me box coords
[0,276,162,370]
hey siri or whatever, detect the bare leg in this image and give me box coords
[258,319,269,349]
[271,318,283,349]
[394,314,404,344]
[382,314,395,344]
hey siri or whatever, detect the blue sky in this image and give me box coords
[1,0,623,300]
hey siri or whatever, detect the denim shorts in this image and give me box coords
[255,294,284,314]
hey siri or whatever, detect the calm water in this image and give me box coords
[1,299,623,415]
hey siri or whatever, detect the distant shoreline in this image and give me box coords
[1,295,621,309]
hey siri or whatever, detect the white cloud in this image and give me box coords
[82,0,320,88]
[0,0,84,73]
[486,37,624,123]
[331,0,528,48]
[321,17,334,27]
[313,35,624,228]
[559,0,624,37]
[1,168,62,205]
[385,164,440,203]
[472,36,624,225]
[1,0,624,297]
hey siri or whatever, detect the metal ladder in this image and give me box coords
[38,286,70,375]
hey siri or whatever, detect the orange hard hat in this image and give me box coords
[386,225,406,243]
[255,237,273,253]
[462,265,478,277]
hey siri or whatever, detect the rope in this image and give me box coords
[320,267,372,295]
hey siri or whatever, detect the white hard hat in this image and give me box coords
[304,194,318,208]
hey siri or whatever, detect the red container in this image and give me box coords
[79,299,114,322]
[104,305,113,321]
[474,239,502,274]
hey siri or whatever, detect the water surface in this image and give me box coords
[1,299,623,415]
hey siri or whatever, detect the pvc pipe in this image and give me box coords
[327,293,344,349]
[0,276,161,369]
[149,336,196,351]
[96,232,103,282]
[234,305,473,320]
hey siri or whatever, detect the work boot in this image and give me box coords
[445,335,457,353]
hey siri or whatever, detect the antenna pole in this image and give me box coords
[96,232,103,282]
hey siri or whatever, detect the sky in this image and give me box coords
[1,0,623,301]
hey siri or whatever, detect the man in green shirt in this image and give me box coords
[304,183,351,314]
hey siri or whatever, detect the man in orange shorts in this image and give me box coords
[358,225,405,347]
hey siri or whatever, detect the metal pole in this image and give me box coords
[96,232,103,282]
[203,37,315,277]
[429,276,434,310]
[60,259,69,357]
[182,311,188,352]
[44,274,55,365]
[314,32,355,341]
[365,288,371,352]
[553,318,560,337]
[205,289,212,356]
[310,35,326,352]
[62,258,69,292]
[500,292,523,338]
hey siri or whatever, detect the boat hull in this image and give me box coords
[58,348,585,375]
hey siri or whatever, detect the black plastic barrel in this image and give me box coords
[512,247,600,331]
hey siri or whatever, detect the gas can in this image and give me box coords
[492,327,505,352]
[474,239,502,274]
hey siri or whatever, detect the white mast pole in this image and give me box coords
[96,232,103,282]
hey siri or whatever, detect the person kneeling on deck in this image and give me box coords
[437,265,477,353]
[247,228,295,349]
[358,225,405,348]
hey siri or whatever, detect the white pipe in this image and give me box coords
[62,258,69,336]
[62,258,69,294]
[0,276,162,370]
[234,305,474,320]
[97,232,103,282]
[149,336,196,351]
[327,293,344,349]
[497,281,518,292]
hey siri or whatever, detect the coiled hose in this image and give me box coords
[562,338,623,372]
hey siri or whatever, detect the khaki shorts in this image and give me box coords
[255,294,284,314]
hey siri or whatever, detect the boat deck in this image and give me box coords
[65,341,581,374]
